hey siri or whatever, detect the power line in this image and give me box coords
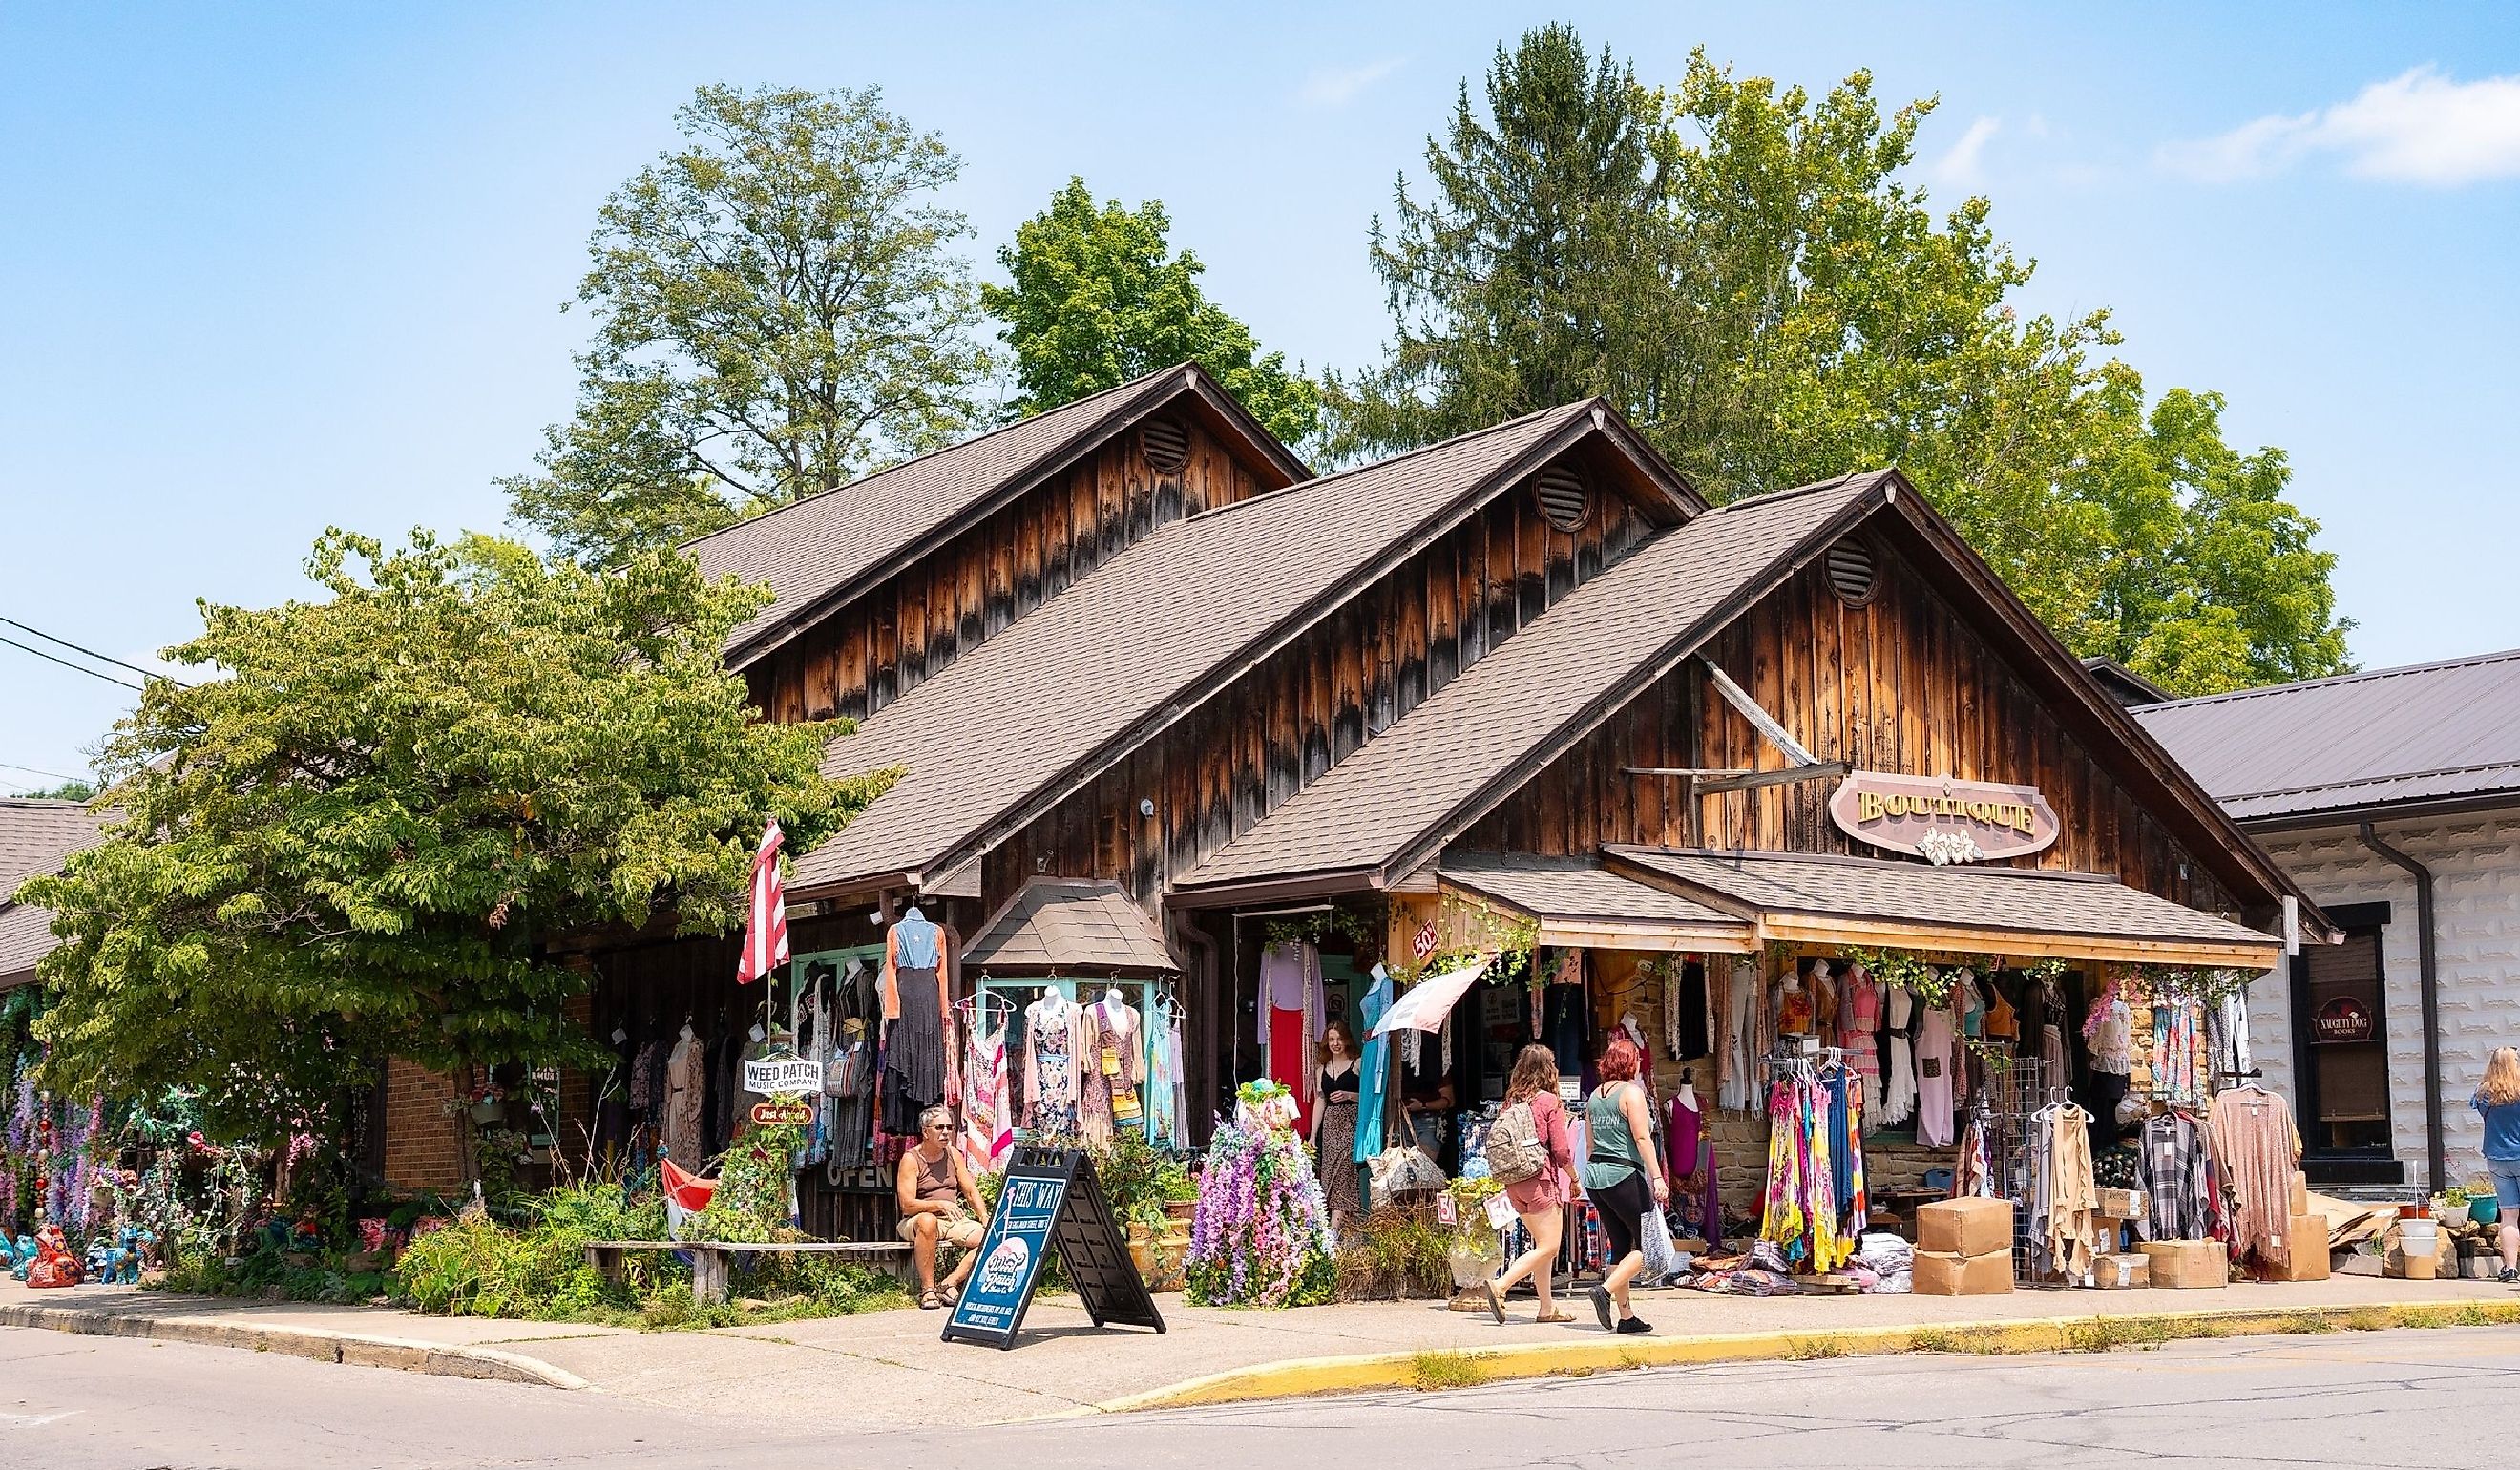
[0,634,146,693]
[0,760,85,784]
[0,615,190,688]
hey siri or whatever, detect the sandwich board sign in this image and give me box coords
[941,1145,1166,1350]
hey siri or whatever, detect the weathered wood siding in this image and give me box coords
[1455,532,2236,913]
[746,417,1276,724]
[984,463,1660,909]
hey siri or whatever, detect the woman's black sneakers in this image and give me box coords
[1616,1316,1654,1334]
[1589,1285,1613,1332]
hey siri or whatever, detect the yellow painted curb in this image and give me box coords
[1092,1298,2520,1414]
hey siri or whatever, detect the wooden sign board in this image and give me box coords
[2313,996,2374,1044]
[742,1057,824,1097]
[1829,772,2059,864]
[943,1145,1165,1351]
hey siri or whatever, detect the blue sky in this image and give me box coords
[4,3,2515,788]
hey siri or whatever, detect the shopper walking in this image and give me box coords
[1584,1035,1668,1334]
[1483,1044,1576,1325]
[2473,1046,2520,1281]
[1309,1021,1367,1233]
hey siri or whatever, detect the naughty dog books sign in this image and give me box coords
[942,1145,1164,1350]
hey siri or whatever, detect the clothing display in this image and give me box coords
[1354,974,1393,1164]
[1145,999,1187,1146]
[1665,959,1709,1060]
[1023,992,1085,1136]
[958,1017,1012,1174]
[1757,1067,1846,1271]
[1719,958,1760,1112]
[1915,1003,1957,1146]
[1260,943,1325,1125]
[1841,964,1882,1116]
[2206,1084,2300,1268]
[2026,1102,2098,1282]
[1078,992,1142,1144]
[1878,988,1917,1127]
[662,1027,707,1164]
[2135,1109,2220,1242]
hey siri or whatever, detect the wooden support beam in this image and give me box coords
[1693,761,1851,796]
[1700,655,1819,766]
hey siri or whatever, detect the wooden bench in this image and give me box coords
[585,1238,916,1305]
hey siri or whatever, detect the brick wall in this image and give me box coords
[382,1059,468,1196]
[2253,811,2520,1187]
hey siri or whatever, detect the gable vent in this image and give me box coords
[1825,538,1879,606]
[1532,465,1590,533]
[1141,419,1191,474]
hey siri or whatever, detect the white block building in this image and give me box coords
[2133,651,2520,1193]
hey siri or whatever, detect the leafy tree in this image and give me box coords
[505,84,996,569]
[20,531,890,1144]
[984,178,1319,444]
[10,780,94,803]
[1333,31,2350,694]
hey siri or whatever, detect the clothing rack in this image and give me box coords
[976,973,1183,1146]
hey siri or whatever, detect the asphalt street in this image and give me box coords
[5,1323,2514,1468]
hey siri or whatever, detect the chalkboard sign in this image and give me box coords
[941,1145,1166,1350]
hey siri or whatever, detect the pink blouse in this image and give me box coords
[1502,1093,1575,1215]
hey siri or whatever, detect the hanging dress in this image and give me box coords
[1843,965,1883,1116]
[1024,993,1083,1137]
[1354,975,1393,1164]
[1079,994,1143,1144]
[1879,988,1918,1127]
[959,1019,1012,1173]
[662,1029,707,1165]
[1261,943,1322,1125]
[1915,1003,1958,1146]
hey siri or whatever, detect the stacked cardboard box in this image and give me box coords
[2139,1238,2228,1288]
[1912,1197,2013,1296]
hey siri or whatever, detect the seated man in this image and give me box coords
[896,1105,988,1309]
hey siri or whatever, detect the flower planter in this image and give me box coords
[467,1102,505,1124]
[1448,1239,1504,1290]
[1129,1221,1187,1292]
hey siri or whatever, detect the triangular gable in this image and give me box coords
[1173,472,2320,929]
[787,400,1700,897]
[689,362,1312,669]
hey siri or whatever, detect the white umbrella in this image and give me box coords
[1371,956,1492,1036]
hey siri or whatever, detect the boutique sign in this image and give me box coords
[1828,772,2061,865]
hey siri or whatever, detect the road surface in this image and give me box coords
[4,1322,2513,1467]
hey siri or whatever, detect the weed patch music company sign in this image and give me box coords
[1828,772,2060,865]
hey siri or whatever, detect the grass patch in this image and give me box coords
[1783,1336,1847,1360]
[2273,1312,2337,1334]
[1547,1364,1598,1379]
[1614,1348,1651,1372]
[2340,1308,2397,1332]
[1905,1327,1963,1354]
[1408,1350,1491,1392]
[2066,1316,2170,1353]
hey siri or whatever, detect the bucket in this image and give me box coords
[2398,1217,2439,1254]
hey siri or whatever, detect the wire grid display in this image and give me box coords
[1964,1049,2052,1285]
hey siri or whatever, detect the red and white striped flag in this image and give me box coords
[734,819,788,985]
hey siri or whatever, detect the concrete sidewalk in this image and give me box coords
[6,1271,2513,1422]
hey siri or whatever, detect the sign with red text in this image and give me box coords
[1828,772,2060,865]
[2313,996,2375,1045]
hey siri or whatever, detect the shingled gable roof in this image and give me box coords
[1173,470,2319,928]
[686,362,1313,668]
[962,879,1178,974]
[1168,471,1894,902]
[787,399,1699,897]
[1,798,110,986]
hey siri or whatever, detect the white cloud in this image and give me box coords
[2161,66,2520,185]
[1929,116,2001,188]
[1297,58,1403,111]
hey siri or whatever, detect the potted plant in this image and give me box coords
[1443,1176,1506,1288]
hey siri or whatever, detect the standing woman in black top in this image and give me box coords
[1309,1021,1366,1234]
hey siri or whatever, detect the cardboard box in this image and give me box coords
[2289,1170,2309,1217]
[1913,1249,2014,1296]
[2139,1238,2229,1289]
[2278,1214,2330,1281]
[1916,1197,2013,1257]
[2095,1188,2147,1222]
[2092,1252,2150,1289]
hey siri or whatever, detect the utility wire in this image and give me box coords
[0,760,85,784]
[0,634,146,693]
[0,614,190,688]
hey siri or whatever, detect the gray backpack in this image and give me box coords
[1483,1099,1547,1186]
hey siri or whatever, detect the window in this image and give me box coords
[2292,919,2393,1156]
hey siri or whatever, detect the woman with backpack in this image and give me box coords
[1482,1044,1577,1324]
[1583,1034,1667,1334]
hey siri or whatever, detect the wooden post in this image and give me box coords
[691,1248,730,1306]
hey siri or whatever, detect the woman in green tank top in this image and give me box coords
[1581,1035,1666,1334]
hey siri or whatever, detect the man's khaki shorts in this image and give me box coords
[898,1208,985,1248]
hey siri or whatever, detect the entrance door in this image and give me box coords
[2289,904,2400,1182]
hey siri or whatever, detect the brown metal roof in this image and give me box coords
[0,798,109,985]
[1438,852,1748,932]
[789,400,1619,895]
[1605,846,2277,955]
[963,879,1177,974]
[1171,472,1895,897]
[687,363,1311,667]
[2134,648,2520,824]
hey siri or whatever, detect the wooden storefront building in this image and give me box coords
[382,364,2326,1237]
